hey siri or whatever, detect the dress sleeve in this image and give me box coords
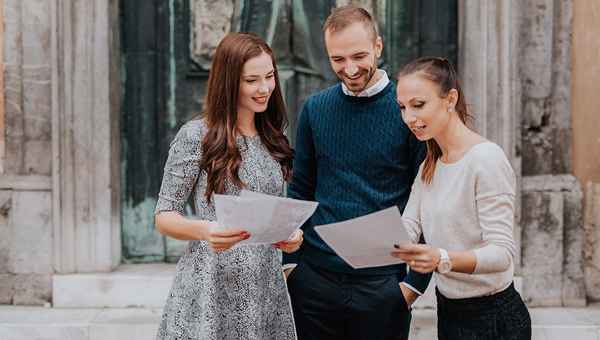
[155,122,203,215]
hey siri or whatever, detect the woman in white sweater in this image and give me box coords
[391,57,531,340]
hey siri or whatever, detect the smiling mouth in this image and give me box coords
[253,96,269,104]
[412,125,427,132]
[345,73,363,81]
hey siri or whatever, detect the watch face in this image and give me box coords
[438,260,452,274]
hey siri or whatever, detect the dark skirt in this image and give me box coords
[436,283,531,340]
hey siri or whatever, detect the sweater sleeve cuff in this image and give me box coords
[282,263,297,271]
[400,282,423,296]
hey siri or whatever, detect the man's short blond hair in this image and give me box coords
[323,5,379,41]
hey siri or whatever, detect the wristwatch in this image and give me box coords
[437,248,452,274]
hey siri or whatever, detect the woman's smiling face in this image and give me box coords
[238,51,276,116]
[396,72,456,141]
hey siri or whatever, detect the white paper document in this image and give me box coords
[314,207,412,269]
[213,190,318,246]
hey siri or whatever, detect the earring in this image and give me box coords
[448,107,455,113]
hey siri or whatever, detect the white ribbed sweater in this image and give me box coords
[403,142,516,299]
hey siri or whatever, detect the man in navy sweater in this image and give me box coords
[284,5,432,340]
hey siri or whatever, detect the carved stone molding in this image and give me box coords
[189,0,241,71]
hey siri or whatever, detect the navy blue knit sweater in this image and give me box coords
[286,82,431,291]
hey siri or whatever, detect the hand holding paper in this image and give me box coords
[273,229,304,253]
[391,243,441,274]
[213,191,317,248]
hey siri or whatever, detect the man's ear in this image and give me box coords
[375,36,383,59]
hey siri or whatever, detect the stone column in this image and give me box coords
[458,0,522,270]
[521,0,573,176]
[51,0,121,273]
[0,0,4,174]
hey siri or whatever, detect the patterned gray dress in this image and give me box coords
[155,119,296,340]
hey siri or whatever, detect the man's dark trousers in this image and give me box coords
[287,258,412,340]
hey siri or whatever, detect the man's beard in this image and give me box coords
[340,64,377,94]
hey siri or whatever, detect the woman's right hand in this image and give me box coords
[206,224,250,252]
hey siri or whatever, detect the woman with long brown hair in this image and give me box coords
[391,57,531,339]
[154,32,300,340]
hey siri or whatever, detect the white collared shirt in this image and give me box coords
[341,69,389,97]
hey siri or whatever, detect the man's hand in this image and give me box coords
[283,266,296,280]
[399,283,418,308]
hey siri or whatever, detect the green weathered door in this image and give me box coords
[120,0,457,263]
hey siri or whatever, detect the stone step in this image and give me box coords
[52,264,522,310]
[1,306,599,340]
[0,306,161,340]
[53,263,433,309]
[52,264,176,308]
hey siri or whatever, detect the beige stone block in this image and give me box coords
[521,130,553,176]
[563,188,586,306]
[89,309,162,340]
[23,66,51,139]
[24,140,51,175]
[522,98,549,130]
[522,175,587,306]
[584,182,600,302]
[13,273,51,305]
[521,0,554,99]
[521,191,564,306]
[3,1,22,66]
[0,274,15,304]
[10,191,52,274]
[0,191,12,273]
[21,0,52,65]
[53,264,174,308]
[522,174,579,192]
[3,64,24,175]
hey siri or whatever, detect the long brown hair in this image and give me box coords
[397,57,471,184]
[200,32,293,200]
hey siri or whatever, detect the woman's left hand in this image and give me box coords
[391,243,440,274]
[274,230,303,254]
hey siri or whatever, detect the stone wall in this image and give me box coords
[0,0,120,306]
[0,0,53,305]
[518,0,588,307]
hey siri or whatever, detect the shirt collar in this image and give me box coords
[341,69,389,97]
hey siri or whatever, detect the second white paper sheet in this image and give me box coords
[314,207,412,269]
